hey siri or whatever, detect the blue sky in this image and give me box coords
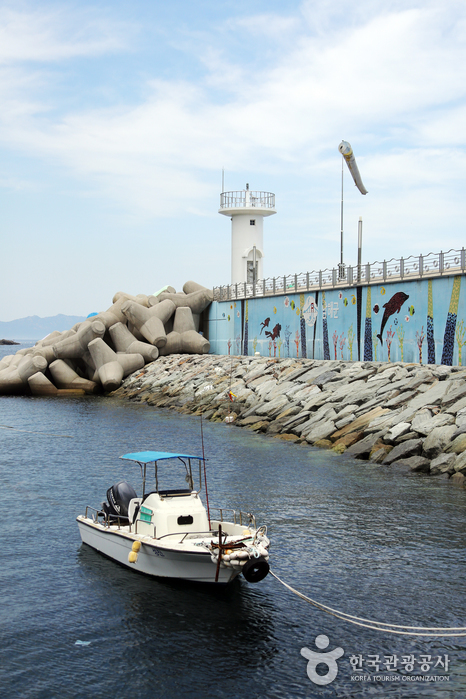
[1,0,465,320]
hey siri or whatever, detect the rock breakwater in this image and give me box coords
[112,355,466,489]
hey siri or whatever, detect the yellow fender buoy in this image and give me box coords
[128,551,138,564]
[132,541,141,553]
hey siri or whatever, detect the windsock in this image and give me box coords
[338,141,368,195]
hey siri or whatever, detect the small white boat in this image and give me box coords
[77,451,270,585]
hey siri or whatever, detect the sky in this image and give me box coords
[1,0,465,321]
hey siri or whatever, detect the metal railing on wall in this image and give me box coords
[213,248,466,302]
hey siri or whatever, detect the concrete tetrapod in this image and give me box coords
[88,338,124,391]
[158,288,213,315]
[88,338,144,391]
[121,299,175,348]
[159,307,210,356]
[113,292,151,308]
[53,320,106,360]
[28,373,59,396]
[109,323,159,362]
[48,359,99,394]
[0,355,48,394]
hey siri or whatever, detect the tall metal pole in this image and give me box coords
[357,217,363,282]
[339,156,345,279]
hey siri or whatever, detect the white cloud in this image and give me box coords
[0,0,465,318]
[0,5,128,63]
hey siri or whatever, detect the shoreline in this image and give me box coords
[111,354,466,489]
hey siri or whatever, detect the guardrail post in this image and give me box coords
[234,283,237,299]
[366,263,370,283]
[383,260,387,282]
[283,276,286,293]
[400,257,404,279]
[273,277,276,294]
[348,266,353,285]
[262,279,265,296]
[243,282,247,298]
[419,254,423,277]
[462,248,465,272]
[319,270,322,288]
[294,274,298,292]
[306,272,309,290]
[439,251,444,275]
[332,268,337,286]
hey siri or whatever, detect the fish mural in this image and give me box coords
[377,292,409,345]
[260,317,270,334]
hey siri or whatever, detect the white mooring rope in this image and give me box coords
[270,570,466,637]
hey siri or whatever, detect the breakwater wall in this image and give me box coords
[206,273,466,366]
[112,354,466,488]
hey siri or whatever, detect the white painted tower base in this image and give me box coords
[219,186,276,285]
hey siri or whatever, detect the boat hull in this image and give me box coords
[77,516,240,584]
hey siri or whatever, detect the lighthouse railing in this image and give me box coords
[213,248,466,301]
[219,191,275,209]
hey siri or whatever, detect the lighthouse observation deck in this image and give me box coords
[219,190,275,212]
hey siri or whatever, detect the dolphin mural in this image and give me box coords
[377,291,409,345]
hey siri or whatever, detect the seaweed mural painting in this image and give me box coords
[284,325,292,357]
[416,326,426,364]
[332,330,338,359]
[339,332,346,359]
[456,320,466,365]
[372,331,378,361]
[397,323,405,362]
[299,293,307,358]
[427,279,435,364]
[441,276,461,366]
[364,287,373,360]
[347,325,355,360]
[294,330,300,357]
[386,326,395,362]
[322,292,330,360]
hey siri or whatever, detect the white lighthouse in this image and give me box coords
[219,184,276,285]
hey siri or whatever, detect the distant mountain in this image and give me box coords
[0,314,87,341]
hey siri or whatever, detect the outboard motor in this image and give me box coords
[102,481,138,523]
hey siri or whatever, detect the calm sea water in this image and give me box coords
[1,343,466,698]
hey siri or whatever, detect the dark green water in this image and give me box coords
[1,345,465,698]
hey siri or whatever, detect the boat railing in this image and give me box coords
[84,505,128,529]
[210,506,256,529]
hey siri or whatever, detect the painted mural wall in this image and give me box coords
[207,274,466,366]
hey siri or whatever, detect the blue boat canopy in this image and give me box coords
[120,451,204,464]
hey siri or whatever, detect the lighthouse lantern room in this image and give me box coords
[219,184,276,285]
